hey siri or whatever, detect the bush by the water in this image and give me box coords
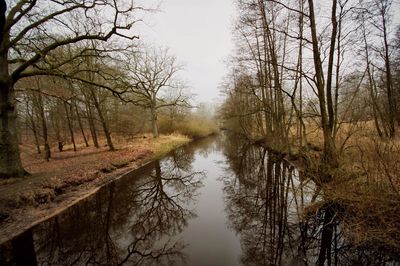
[158,114,218,139]
[175,117,219,139]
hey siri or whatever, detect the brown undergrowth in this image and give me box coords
[0,133,190,243]
[301,122,400,255]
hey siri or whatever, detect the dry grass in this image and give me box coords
[158,115,219,140]
[302,120,400,253]
[325,180,400,252]
[174,117,219,139]
[146,133,190,157]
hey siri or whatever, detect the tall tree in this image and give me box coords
[307,0,339,168]
[0,0,139,177]
[89,86,115,151]
[24,92,41,154]
[374,0,396,137]
[73,100,89,147]
[126,47,189,138]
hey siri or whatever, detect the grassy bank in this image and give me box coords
[0,133,190,243]
[234,121,400,254]
[299,123,400,254]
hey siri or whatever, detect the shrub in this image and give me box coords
[174,116,219,139]
[158,113,218,139]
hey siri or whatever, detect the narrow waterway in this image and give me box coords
[0,133,398,265]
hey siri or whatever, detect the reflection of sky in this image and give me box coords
[287,167,317,221]
[180,150,242,266]
[10,133,398,265]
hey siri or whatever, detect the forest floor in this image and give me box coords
[0,133,190,244]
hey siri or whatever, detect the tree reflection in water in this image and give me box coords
[2,147,204,266]
[1,134,399,266]
[220,132,399,266]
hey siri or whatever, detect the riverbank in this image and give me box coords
[257,125,400,257]
[0,134,191,244]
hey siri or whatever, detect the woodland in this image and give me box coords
[0,0,217,240]
[0,0,399,262]
[0,0,216,177]
[219,0,400,256]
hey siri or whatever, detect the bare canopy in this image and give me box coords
[0,0,141,177]
[124,47,190,138]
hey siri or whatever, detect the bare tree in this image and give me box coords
[73,99,89,147]
[34,79,51,161]
[307,0,340,169]
[376,0,396,137]
[221,0,370,176]
[368,0,396,137]
[125,47,189,138]
[63,101,77,152]
[0,0,140,177]
[23,91,41,154]
[89,85,115,150]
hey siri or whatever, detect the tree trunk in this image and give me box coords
[11,230,38,266]
[0,6,27,177]
[317,205,335,266]
[382,10,396,138]
[85,102,99,148]
[298,1,307,148]
[0,83,27,177]
[326,0,337,136]
[82,88,98,148]
[64,102,77,152]
[89,87,114,150]
[30,116,41,155]
[362,14,385,138]
[26,99,41,154]
[151,105,159,138]
[308,0,338,170]
[74,101,89,147]
[37,90,51,161]
[48,101,63,152]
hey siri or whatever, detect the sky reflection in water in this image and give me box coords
[1,134,398,265]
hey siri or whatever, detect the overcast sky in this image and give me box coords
[138,0,235,105]
[136,0,399,105]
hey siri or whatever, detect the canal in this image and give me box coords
[0,133,398,265]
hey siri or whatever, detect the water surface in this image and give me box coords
[0,134,398,265]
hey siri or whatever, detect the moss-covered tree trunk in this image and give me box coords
[0,83,27,177]
[0,5,27,177]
